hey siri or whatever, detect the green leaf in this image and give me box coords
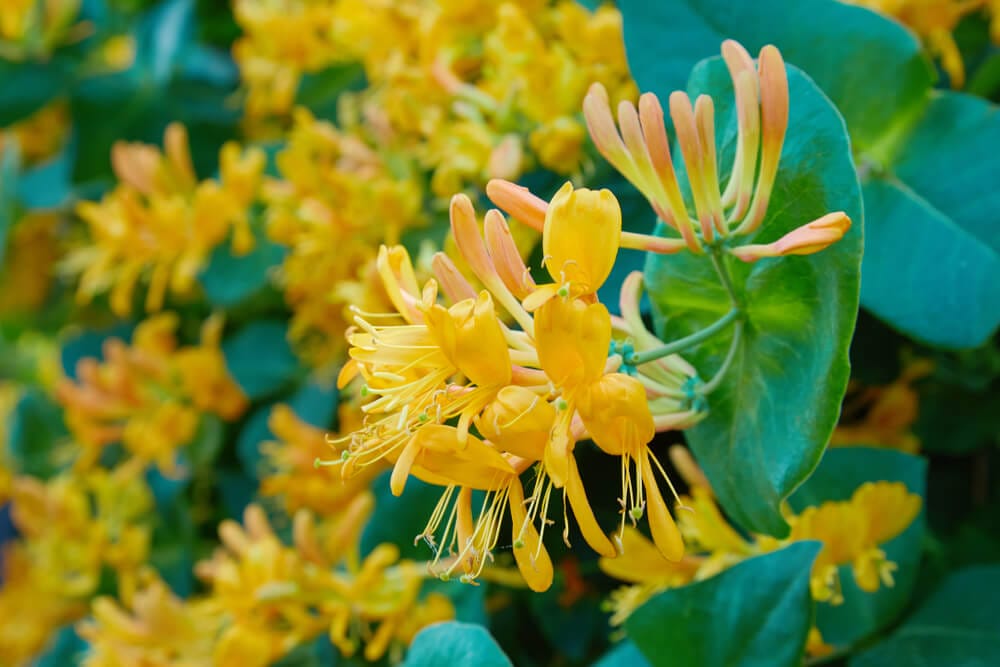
[859,92,1000,347]
[360,472,441,560]
[236,376,338,477]
[859,179,1000,348]
[5,389,70,479]
[296,62,367,121]
[0,60,68,126]
[185,413,225,469]
[625,542,821,667]
[789,447,927,648]
[644,60,863,536]
[199,222,286,308]
[593,641,652,667]
[851,566,1000,667]
[136,0,195,85]
[402,622,513,667]
[222,320,300,400]
[618,0,933,150]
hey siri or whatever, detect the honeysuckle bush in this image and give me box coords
[0,1,998,667]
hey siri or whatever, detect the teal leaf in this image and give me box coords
[32,625,88,667]
[199,217,286,308]
[618,0,933,150]
[236,376,338,477]
[403,622,513,667]
[360,472,442,560]
[859,179,1000,348]
[855,91,1000,347]
[592,641,652,667]
[222,320,300,400]
[789,447,927,648]
[0,60,68,126]
[18,141,74,209]
[851,566,1000,667]
[136,0,196,85]
[644,60,863,536]
[625,542,821,667]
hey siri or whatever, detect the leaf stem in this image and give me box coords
[627,308,740,366]
[697,320,743,395]
[709,245,742,309]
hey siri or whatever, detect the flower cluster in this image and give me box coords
[0,463,153,665]
[233,0,636,186]
[64,123,266,316]
[263,109,426,363]
[80,501,454,665]
[0,0,82,60]
[56,312,248,472]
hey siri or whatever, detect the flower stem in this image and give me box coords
[697,320,743,395]
[627,308,741,366]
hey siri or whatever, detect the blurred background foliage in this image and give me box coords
[1,0,999,666]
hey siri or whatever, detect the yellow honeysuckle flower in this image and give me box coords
[332,185,702,590]
[0,100,69,165]
[194,503,451,662]
[845,0,993,87]
[79,571,222,667]
[0,0,81,60]
[789,481,922,603]
[260,403,381,515]
[539,182,622,300]
[0,212,61,316]
[66,124,264,316]
[56,313,247,472]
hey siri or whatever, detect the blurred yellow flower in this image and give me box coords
[56,313,247,472]
[0,101,70,165]
[66,124,264,316]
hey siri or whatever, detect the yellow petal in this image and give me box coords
[542,182,621,294]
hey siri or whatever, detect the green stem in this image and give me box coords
[709,246,742,309]
[628,308,740,366]
[698,320,743,395]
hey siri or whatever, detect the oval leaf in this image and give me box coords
[645,60,863,536]
[851,566,1000,667]
[403,621,513,667]
[625,542,822,667]
[221,320,300,400]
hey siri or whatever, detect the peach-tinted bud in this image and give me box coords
[164,122,196,190]
[486,179,546,231]
[729,212,851,262]
[431,252,477,303]
[543,182,621,294]
[488,134,523,181]
[694,95,725,235]
[669,92,715,242]
[376,245,423,323]
[737,45,789,235]
[583,82,631,168]
[483,209,536,299]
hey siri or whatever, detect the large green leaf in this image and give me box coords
[199,218,286,309]
[859,179,1000,348]
[789,447,927,648]
[851,566,1000,667]
[644,60,863,536]
[0,60,69,126]
[620,0,1000,349]
[618,0,932,150]
[221,320,301,400]
[403,622,513,667]
[625,542,821,667]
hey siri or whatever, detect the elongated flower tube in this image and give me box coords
[729,212,851,262]
[581,40,795,251]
